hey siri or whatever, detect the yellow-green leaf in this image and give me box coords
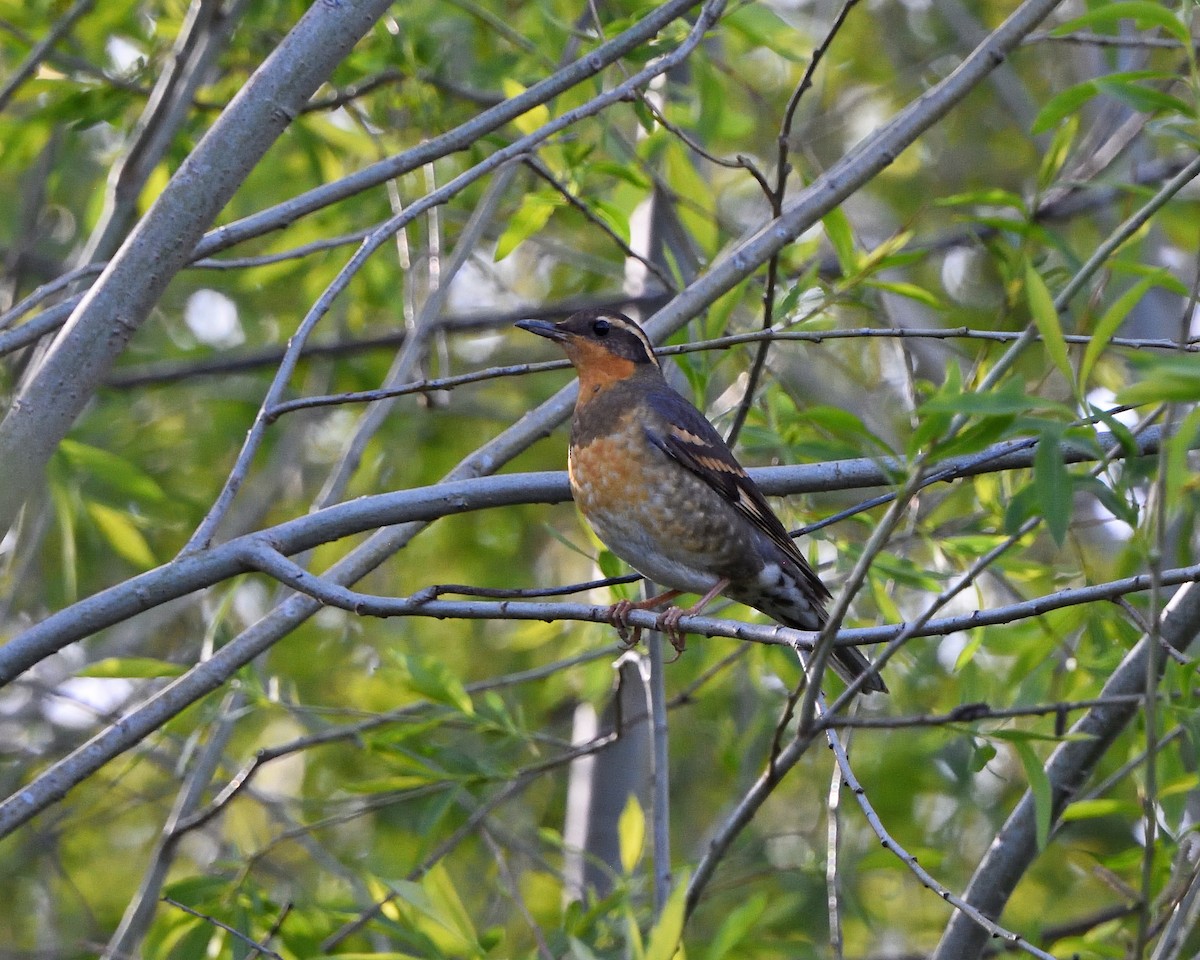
[1014,741,1052,850]
[58,438,167,504]
[703,892,767,960]
[501,79,550,136]
[1059,798,1137,821]
[79,657,185,678]
[1052,1,1191,44]
[823,205,857,275]
[1025,263,1074,388]
[423,861,477,943]
[495,192,558,260]
[619,794,646,874]
[86,502,156,568]
[1033,426,1072,546]
[1080,274,1164,386]
[645,873,690,960]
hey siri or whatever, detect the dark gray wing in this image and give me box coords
[642,387,831,603]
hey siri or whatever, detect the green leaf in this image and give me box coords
[1060,798,1138,821]
[1095,77,1195,118]
[969,741,998,773]
[1014,740,1053,850]
[703,893,767,960]
[724,6,805,60]
[864,279,941,308]
[1025,263,1074,388]
[590,198,632,246]
[1052,1,1191,44]
[500,78,551,136]
[1003,483,1038,536]
[663,139,716,252]
[1034,425,1072,546]
[86,501,156,568]
[1032,82,1098,134]
[58,438,167,504]
[645,874,689,960]
[1080,274,1166,386]
[1165,406,1200,508]
[919,379,1041,415]
[49,479,78,603]
[618,794,645,875]
[1090,404,1139,459]
[935,188,1026,211]
[79,657,186,678]
[598,548,625,581]
[1075,475,1138,527]
[1038,113,1078,190]
[823,206,857,275]
[423,861,478,944]
[1117,355,1200,405]
[495,192,558,260]
[954,632,986,671]
[394,655,475,715]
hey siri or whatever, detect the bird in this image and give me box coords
[516,309,887,694]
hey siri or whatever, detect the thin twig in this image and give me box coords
[161,897,285,960]
[725,0,861,447]
[823,707,1059,959]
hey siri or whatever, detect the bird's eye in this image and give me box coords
[592,319,611,337]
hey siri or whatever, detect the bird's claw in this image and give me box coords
[657,606,688,660]
[609,599,643,648]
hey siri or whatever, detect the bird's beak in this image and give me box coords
[515,318,568,342]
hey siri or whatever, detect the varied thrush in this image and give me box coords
[516,309,887,694]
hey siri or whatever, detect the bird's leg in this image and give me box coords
[658,578,730,655]
[610,589,682,647]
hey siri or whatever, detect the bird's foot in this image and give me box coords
[652,579,730,661]
[657,606,689,659]
[610,599,642,648]
[607,590,682,648]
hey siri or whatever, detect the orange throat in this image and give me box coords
[565,341,639,404]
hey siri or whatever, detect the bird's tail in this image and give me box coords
[828,644,888,694]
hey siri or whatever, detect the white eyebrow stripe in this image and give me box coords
[603,315,660,368]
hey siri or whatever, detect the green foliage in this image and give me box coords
[1,0,1199,956]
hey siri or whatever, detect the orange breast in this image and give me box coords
[568,422,651,518]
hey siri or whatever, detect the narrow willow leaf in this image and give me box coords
[79,657,185,678]
[645,874,689,960]
[1025,263,1074,388]
[1034,426,1072,546]
[501,78,551,136]
[495,193,557,261]
[1052,1,1191,44]
[1059,798,1138,821]
[1014,741,1053,850]
[58,438,168,503]
[1095,77,1195,118]
[865,279,942,308]
[1080,274,1165,386]
[1117,355,1200,405]
[86,501,156,568]
[619,794,646,875]
[397,655,475,715]
[823,205,857,275]
[703,893,767,960]
[1032,82,1097,134]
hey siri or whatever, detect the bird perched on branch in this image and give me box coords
[516,309,887,694]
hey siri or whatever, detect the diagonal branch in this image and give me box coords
[932,581,1200,960]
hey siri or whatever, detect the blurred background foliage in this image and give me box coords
[1,0,1199,956]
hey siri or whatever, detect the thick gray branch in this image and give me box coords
[931,582,1200,960]
[0,0,396,533]
[0,427,1160,687]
